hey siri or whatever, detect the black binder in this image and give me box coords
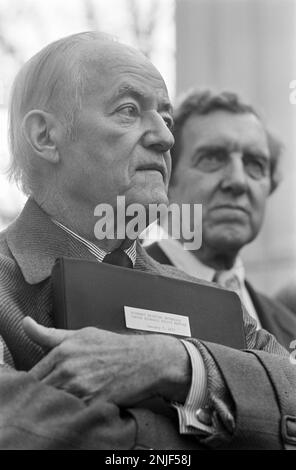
[52,257,246,349]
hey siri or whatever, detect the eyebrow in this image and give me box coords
[193,144,228,157]
[111,83,173,115]
[194,143,270,159]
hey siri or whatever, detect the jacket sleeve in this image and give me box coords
[189,339,296,450]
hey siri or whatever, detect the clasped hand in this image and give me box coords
[23,317,190,406]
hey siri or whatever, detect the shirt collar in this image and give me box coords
[156,231,245,285]
[215,257,246,289]
[156,236,214,281]
[52,219,137,267]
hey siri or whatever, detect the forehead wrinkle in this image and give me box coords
[114,83,150,101]
[189,124,269,149]
[87,50,163,85]
[193,140,270,161]
[109,82,172,114]
[81,46,171,113]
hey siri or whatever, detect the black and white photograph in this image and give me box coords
[0,0,295,453]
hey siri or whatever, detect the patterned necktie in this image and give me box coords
[103,248,133,269]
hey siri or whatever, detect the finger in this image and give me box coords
[40,367,87,400]
[29,353,56,380]
[42,373,83,398]
[23,317,72,349]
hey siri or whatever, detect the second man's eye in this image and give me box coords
[243,154,270,180]
[162,115,174,131]
[195,150,228,172]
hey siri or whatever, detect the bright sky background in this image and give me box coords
[0,0,175,98]
[0,0,175,225]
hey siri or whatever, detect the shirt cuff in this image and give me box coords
[0,339,4,365]
[172,340,211,435]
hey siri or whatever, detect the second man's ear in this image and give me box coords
[22,110,62,164]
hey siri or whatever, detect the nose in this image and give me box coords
[220,152,248,195]
[141,112,175,153]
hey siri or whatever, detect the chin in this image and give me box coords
[128,187,169,207]
[206,225,252,250]
[123,191,168,234]
[214,238,244,253]
[212,233,250,252]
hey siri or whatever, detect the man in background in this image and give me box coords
[147,89,296,349]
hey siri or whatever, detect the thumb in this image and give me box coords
[23,317,73,349]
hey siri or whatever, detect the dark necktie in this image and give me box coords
[103,248,133,269]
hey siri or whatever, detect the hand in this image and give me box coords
[23,317,191,406]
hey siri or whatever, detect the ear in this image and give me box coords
[22,110,62,164]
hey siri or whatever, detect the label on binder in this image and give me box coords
[124,306,191,337]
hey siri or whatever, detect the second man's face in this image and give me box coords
[169,110,271,253]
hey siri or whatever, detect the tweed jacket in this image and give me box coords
[0,198,295,450]
[146,242,296,350]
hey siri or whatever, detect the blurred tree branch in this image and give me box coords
[127,0,159,58]
[0,32,17,56]
[83,0,100,30]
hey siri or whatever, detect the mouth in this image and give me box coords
[211,205,249,214]
[137,163,167,181]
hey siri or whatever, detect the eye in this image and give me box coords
[243,153,270,179]
[195,149,228,172]
[117,103,139,118]
[162,114,174,130]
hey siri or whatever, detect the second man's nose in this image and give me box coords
[220,153,248,194]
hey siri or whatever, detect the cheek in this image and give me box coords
[78,118,134,158]
[248,185,270,228]
[171,171,212,205]
[250,180,270,210]
[185,179,216,206]
[170,182,193,204]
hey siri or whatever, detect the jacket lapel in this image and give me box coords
[246,280,296,349]
[6,198,97,285]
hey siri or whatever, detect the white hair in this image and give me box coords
[8,31,115,194]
